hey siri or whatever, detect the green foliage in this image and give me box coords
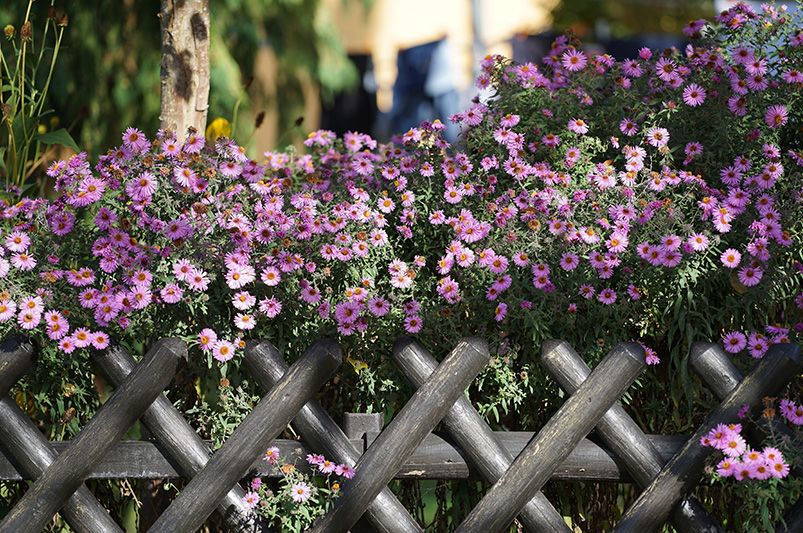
[0,0,358,161]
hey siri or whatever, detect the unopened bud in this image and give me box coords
[3,24,14,39]
[20,21,32,41]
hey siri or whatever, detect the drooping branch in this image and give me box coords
[159,0,210,141]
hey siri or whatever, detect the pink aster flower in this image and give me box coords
[160,283,183,304]
[764,105,788,128]
[716,458,736,477]
[335,464,355,479]
[17,309,41,330]
[646,127,670,147]
[737,266,763,287]
[290,482,312,503]
[722,432,747,457]
[682,83,706,106]
[597,288,617,305]
[720,248,741,268]
[722,331,747,353]
[234,313,256,330]
[11,252,37,271]
[212,340,236,362]
[91,332,110,350]
[263,446,280,465]
[122,127,149,153]
[561,49,587,71]
[241,491,260,511]
[5,231,31,252]
[259,297,282,319]
[567,118,589,134]
[198,328,218,351]
[404,315,423,333]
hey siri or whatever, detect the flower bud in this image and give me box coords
[20,21,32,41]
[3,24,14,39]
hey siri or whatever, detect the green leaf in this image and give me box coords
[37,128,80,152]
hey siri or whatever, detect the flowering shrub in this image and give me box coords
[243,449,352,532]
[0,2,801,525]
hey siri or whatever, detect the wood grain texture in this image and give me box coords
[245,341,423,533]
[0,397,122,533]
[615,343,802,532]
[95,346,255,532]
[0,336,34,397]
[0,434,687,482]
[310,337,490,533]
[148,339,342,533]
[0,338,186,533]
[159,0,210,139]
[541,340,722,533]
[456,342,645,533]
[393,338,569,533]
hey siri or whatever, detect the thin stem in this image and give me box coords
[35,25,63,118]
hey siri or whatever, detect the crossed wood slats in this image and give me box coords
[0,334,800,533]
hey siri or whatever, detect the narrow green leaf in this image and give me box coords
[37,128,80,152]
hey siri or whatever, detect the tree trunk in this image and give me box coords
[159,0,210,141]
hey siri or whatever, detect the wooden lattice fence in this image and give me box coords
[0,335,800,532]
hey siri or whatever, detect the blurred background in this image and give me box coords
[2,0,739,158]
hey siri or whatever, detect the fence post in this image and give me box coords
[541,340,722,533]
[148,339,342,533]
[0,337,34,396]
[614,343,802,532]
[310,337,490,533]
[245,341,423,533]
[94,346,256,531]
[455,342,645,533]
[0,338,186,533]
[392,337,570,533]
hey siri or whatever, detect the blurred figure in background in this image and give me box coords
[319,0,556,142]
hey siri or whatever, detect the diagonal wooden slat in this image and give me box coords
[688,342,803,533]
[94,346,258,532]
[455,342,645,532]
[392,338,570,533]
[541,340,723,533]
[245,340,423,533]
[148,339,342,533]
[0,337,35,395]
[0,338,122,533]
[614,343,802,532]
[310,337,491,533]
[0,338,186,533]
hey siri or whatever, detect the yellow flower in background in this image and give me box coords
[346,356,368,374]
[206,118,231,143]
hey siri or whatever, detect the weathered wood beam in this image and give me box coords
[245,341,423,533]
[541,340,722,533]
[615,343,802,532]
[0,338,186,533]
[148,340,342,533]
[456,342,645,532]
[392,338,569,533]
[94,346,256,531]
[0,339,122,533]
[311,337,490,532]
[0,434,688,482]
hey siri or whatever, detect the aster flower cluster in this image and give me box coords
[0,3,800,421]
[243,448,351,531]
[701,423,790,481]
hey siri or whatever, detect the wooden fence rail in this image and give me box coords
[0,335,800,533]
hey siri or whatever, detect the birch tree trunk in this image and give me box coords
[159,0,210,141]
